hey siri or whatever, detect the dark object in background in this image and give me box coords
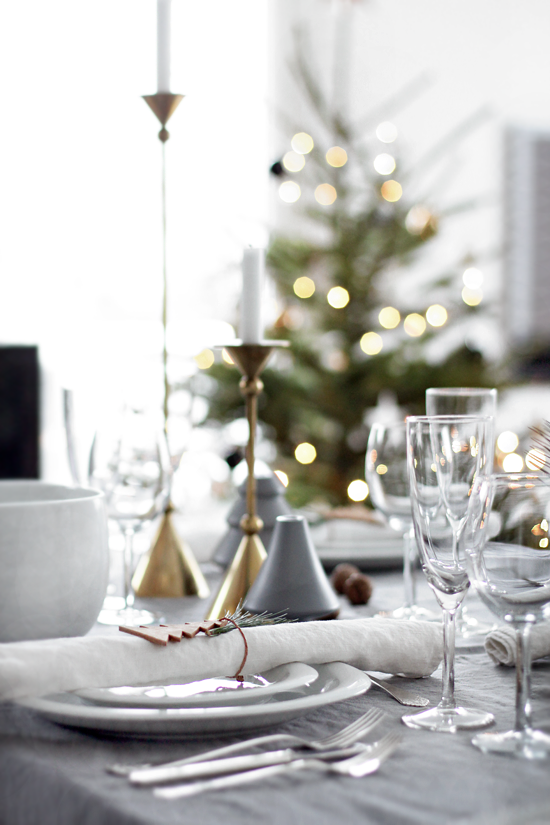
[343,572,373,605]
[330,563,360,593]
[0,346,39,478]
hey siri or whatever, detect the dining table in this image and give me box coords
[1,563,550,825]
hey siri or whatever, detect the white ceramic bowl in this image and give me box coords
[0,481,109,642]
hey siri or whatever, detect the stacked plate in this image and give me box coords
[17,662,372,738]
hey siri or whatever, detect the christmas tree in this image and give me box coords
[205,51,498,508]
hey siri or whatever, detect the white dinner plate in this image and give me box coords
[16,663,372,739]
[73,662,319,709]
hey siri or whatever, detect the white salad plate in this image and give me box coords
[16,663,372,738]
[73,662,319,709]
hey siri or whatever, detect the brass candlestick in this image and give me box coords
[133,91,209,600]
[205,341,289,620]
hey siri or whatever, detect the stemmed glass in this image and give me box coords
[426,388,498,641]
[88,408,171,626]
[466,473,550,758]
[366,421,438,620]
[402,415,495,732]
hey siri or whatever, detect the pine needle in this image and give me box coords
[529,422,550,473]
[209,604,295,636]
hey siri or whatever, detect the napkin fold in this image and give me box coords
[0,618,442,702]
[485,622,550,666]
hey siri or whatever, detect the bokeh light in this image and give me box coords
[426,304,448,327]
[326,146,348,167]
[379,306,401,329]
[222,348,234,365]
[463,267,483,289]
[404,313,426,337]
[279,181,301,203]
[497,431,519,453]
[295,442,317,464]
[293,276,315,298]
[360,331,383,355]
[291,132,314,154]
[462,287,483,306]
[376,121,398,143]
[327,286,350,308]
[195,348,214,369]
[502,453,523,472]
[381,180,402,202]
[526,449,546,471]
[373,153,396,175]
[348,479,369,501]
[406,205,433,235]
[274,470,289,487]
[283,151,305,172]
[315,183,337,205]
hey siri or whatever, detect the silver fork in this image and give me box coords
[109,708,386,777]
[154,731,402,800]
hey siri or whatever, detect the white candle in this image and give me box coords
[157,0,171,93]
[240,249,265,344]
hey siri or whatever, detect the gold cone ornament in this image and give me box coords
[133,505,209,599]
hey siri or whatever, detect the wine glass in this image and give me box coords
[402,415,495,732]
[466,473,550,758]
[426,388,498,641]
[366,421,438,620]
[88,408,171,626]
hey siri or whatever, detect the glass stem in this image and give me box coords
[515,623,533,733]
[123,527,135,609]
[402,527,417,609]
[440,607,457,709]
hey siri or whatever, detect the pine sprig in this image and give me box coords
[530,422,550,473]
[209,604,295,636]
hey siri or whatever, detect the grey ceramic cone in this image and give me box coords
[243,515,340,621]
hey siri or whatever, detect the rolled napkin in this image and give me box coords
[0,618,442,703]
[485,622,550,666]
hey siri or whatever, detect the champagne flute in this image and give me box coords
[402,415,495,732]
[466,473,550,758]
[88,408,171,626]
[366,421,438,620]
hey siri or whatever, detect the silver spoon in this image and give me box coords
[367,674,430,707]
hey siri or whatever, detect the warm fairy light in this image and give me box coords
[279,181,301,203]
[463,267,484,289]
[502,453,523,472]
[195,348,214,369]
[376,121,398,143]
[360,331,383,355]
[379,306,400,329]
[327,286,349,308]
[526,448,546,471]
[376,464,388,475]
[540,538,549,548]
[373,153,396,175]
[326,351,349,371]
[274,470,289,487]
[348,479,369,501]
[426,304,448,327]
[282,150,305,172]
[462,287,483,306]
[381,180,402,202]
[406,205,433,235]
[403,313,426,337]
[315,184,337,205]
[222,348,234,365]
[497,431,519,453]
[291,132,314,154]
[293,276,315,298]
[326,146,348,167]
[295,442,317,464]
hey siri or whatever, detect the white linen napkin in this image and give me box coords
[485,622,550,666]
[0,618,442,702]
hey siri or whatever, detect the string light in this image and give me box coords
[463,267,483,289]
[348,479,369,501]
[295,442,316,464]
[274,470,289,487]
[502,453,523,472]
[291,133,314,154]
[462,287,483,306]
[326,146,348,167]
[293,276,315,298]
[376,122,398,143]
[526,449,546,471]
[327,286,349,308]
[360,331,383,355]
[406,205,433,235]
[222,348,234,365]
[497,431,519,453]
[283,151,305,172]
[379,307,400,329]
[195,349,214,369]
[373,154,396,175]
[426,305,447,327]
[404,313,426,337]
[279,181,301,203]
[381,180,402,202]
[315,184,337,205]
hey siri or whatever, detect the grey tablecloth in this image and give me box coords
[1,571,550,825]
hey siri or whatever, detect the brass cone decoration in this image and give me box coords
[204,534,267,620]
[133,507,210,599]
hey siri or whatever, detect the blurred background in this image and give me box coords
[2,0,550,522]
